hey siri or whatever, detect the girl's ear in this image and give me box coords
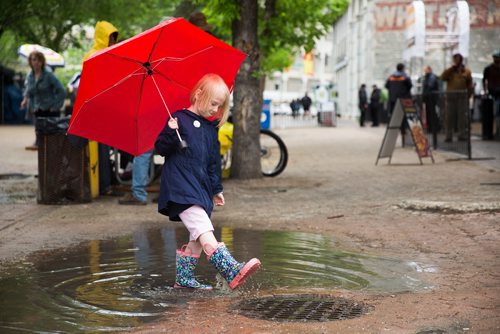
[194,88,203,101]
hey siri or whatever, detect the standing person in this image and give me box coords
[369,84,381,127]
[483,50,500,140]
[84,21,120,196]
[385,63,412,118]
[301,93,312,117]
[155,73,261,290]
[358,84,368,127]
[385,63,412,140]
[188,11,213,34]
[20,51,66,150]
[422,66,440,144]
[118,149,154,205]
[440,53,473,142]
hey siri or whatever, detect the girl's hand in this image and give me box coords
[168,117,179,130]
[214,192,225,206]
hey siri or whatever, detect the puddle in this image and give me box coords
[0,227,433,333]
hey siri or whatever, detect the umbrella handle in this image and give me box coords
[151,75,188,149]
[175,129,188,150]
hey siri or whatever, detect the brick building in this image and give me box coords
[331,0,500,118]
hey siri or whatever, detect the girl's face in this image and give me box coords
[195,90,226,118]
[207,93,225,117]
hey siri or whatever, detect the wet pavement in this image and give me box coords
[0,227,432,333]
[1,124,499,333]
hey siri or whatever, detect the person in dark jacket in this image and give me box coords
[385,63,412,139]
[155,73,260,290]
[385,63,413,118]
[483,50,500,139]
[422,66,440,141]
[301,93,312,116]
[369,84,381,127]
[358,84,368,127]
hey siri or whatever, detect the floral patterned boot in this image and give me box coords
[174,247,212,290]
[207,242,261,289]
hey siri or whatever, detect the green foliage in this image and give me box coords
[0,0,181,69]
[197,0,349,75]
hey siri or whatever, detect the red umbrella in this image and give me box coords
[68,18,246,156]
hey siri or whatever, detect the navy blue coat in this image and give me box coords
[155,109,222,220]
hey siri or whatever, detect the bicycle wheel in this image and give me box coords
[260,129,288,177]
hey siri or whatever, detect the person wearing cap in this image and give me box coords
[483,50,500,140]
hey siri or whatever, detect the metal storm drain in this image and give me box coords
[230,294,370,322]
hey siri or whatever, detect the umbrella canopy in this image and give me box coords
[67,18,246,156]
[18,44,65,68]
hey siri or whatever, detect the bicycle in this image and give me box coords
[111,118,288,184]
[218,120,288,177]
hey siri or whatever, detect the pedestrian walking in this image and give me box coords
[440,53,473,142]
[20,51,66,150]
[358,84,368,127]
[369,84,381,127]
[83,21,121,196]
[155,73,261,290]
[301,93,312,117]
[483,50,500,140]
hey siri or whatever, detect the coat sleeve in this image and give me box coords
[155,120,178,157]
[208,128,223,195]
[48,72,66,110]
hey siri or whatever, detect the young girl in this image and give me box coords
[155,73,261,290]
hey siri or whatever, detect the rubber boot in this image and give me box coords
[207,242,261,289]
[174,247,212,290]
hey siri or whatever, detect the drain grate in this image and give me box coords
[230,294,370,322]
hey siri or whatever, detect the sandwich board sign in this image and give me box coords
[376,98,434,165]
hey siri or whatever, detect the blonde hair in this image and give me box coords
[190,73,230,126]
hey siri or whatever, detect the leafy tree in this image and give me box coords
[0,0,180,58]
[197,0,348,178]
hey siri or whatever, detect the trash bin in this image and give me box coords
[317,101,336,127]
[261,99,271,129]
[36,116,91,204]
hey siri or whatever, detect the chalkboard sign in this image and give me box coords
[376,98,434,165]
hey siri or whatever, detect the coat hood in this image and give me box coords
[83,21,119,61]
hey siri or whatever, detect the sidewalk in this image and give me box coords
[0,121,499,333]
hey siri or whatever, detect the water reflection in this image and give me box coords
[0,227,432,333]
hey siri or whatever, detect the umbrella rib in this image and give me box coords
[106,52,144,66]
[151,69,191,92]
[81,68,145,105]
[150,75,184,144]
[150,46,215,64]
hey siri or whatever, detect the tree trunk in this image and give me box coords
[230,0,262,179]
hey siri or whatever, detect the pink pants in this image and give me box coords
[178,205,214,241]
